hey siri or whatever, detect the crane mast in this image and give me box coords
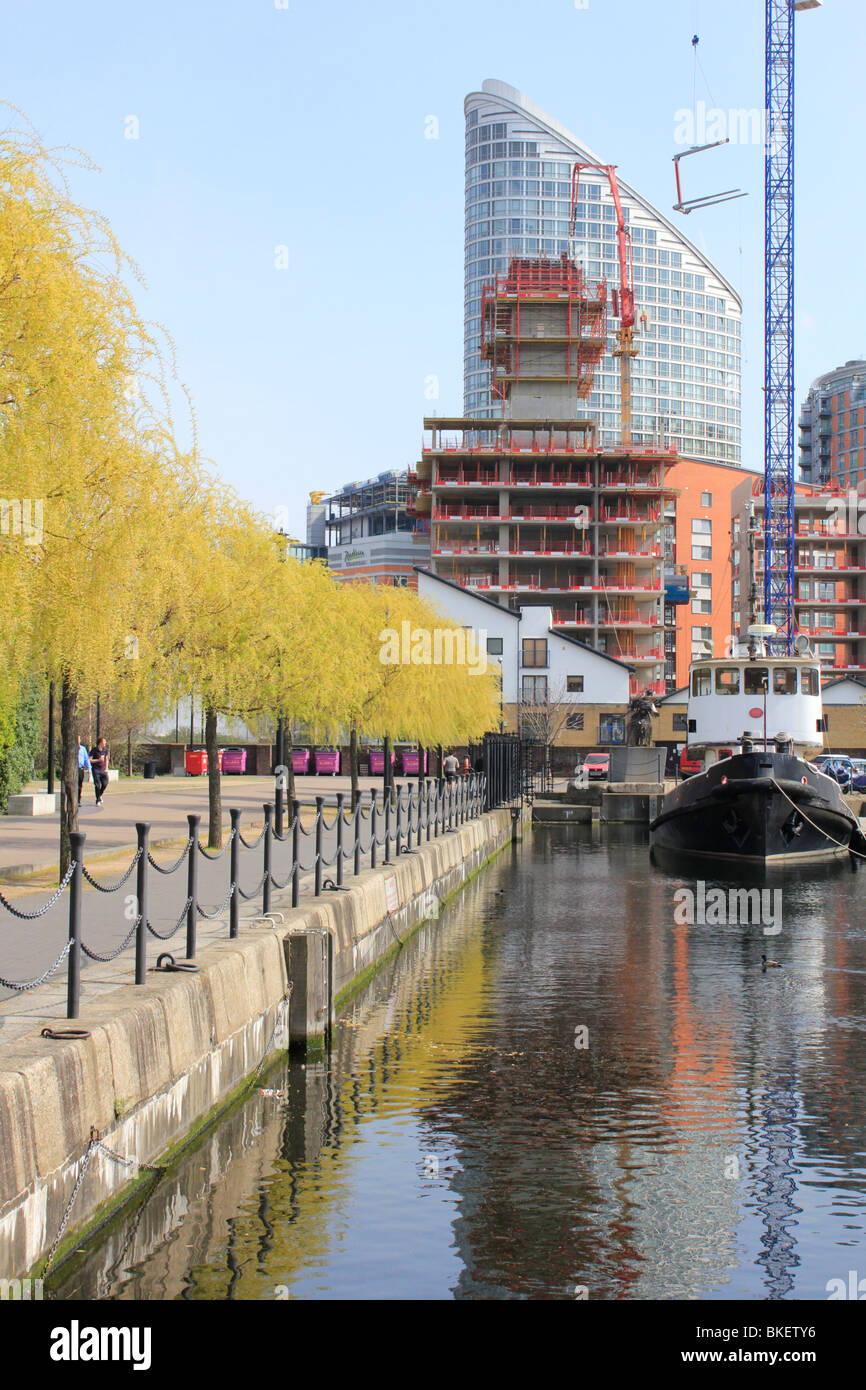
[764,0,797,653]
[764,0,823,652]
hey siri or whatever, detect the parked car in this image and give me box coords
[680,746,703,778]
[577,753,610,781]
[813,755,862,791]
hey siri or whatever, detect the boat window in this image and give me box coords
[692,667,711,696]
[801,667,820,696]
[744,666,768,695]
[715,667,740,695]
[773,667,797,695]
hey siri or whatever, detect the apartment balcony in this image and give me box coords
[794,561,866,575]
[508,505,593,522]
[598,545,661,560]
[632,677,666,696]
[798,625,866,640]
[551,609,593,627]
[596,616,664,631]
[432,504,501,521]
[807,595,866,606]
[459,574,662,597]
[597,506,661,524]
[432,543,593,559]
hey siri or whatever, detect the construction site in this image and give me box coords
[411,163,750,694]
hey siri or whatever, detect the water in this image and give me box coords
[52,825,866,1300]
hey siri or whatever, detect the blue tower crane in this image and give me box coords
[764,0,823,653]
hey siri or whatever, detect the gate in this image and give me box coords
[519,738,553,799]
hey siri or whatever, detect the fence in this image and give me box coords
[0,776,491,1022]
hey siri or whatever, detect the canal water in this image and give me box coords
[52,825,866,1301]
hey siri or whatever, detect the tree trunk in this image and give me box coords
[59,676,79,878]
[127,727,133,778]
[418,741,425,791]
[350,725,359,810]
[205,706,222,848]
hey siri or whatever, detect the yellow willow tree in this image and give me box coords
[338,583,500,773]
[266,551,360,805]
[156,497,353,846]
[0,115,195,868]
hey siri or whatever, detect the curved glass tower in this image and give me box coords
[465,80,742,466]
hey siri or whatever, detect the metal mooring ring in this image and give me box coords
[155,953,200,973]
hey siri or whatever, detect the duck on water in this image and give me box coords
[650,633,866,866]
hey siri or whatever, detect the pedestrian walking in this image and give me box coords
[77,737,92,805]
[89,736,110,807]
[443,751,459,782]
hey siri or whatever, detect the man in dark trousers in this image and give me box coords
[89,736,110,807]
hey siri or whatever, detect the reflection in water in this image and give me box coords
[51,826,866,1301]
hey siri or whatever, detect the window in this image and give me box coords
[701,491,713,507]
[692,572,712,588]
[673,713,688,731]
[692,667,712,695]
[566,675,584,693]
[744,666,768,695]
[692,544,713,560]
[522,637,548,668]
[716,667,740,695]
[486,637,503,656]
[598,714,626,745]
[801,667,820,696]
[522,675,548,704]
[692,518,712,534]
[692,598,712,614]
[566,712,585,730]
[772,667,797,695]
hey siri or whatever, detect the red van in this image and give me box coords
[679,747,703,778]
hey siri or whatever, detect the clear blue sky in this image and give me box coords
[4,0,863,536]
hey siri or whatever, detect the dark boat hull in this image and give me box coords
[649,751,858,865]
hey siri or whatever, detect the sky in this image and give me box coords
[3,0,864,537]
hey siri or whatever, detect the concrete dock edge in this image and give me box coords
[0,805,521,1278]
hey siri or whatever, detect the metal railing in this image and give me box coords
[0,776,488,1021]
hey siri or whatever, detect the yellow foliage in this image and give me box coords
[0,115,502,754]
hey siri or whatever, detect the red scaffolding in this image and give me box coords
[480,254,607,402]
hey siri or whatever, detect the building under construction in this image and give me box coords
[413,215,682,696]
[411,155,755,695]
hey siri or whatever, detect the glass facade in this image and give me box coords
[464,81,742,465]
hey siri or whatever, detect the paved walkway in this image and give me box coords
[0,775,457,1032]
[1,773,408,880]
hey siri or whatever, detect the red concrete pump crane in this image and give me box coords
[569,163,640,449]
